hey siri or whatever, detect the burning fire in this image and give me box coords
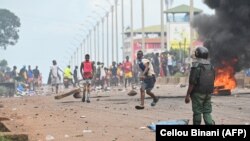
[214,60,237,94]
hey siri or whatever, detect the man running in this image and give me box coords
[135,50,159,110]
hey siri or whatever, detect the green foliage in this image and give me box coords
[0,9,21,49]
[0,60,8,67]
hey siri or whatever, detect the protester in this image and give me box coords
[80,54,94,103]
[123,56,133,88]
[73,66,78,87]
[50,60,62,94]
[135,50,159,110]
[33,66,40,90]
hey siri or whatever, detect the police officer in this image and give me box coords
[185,46,215,125]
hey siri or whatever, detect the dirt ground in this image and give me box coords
[0,84,250,141]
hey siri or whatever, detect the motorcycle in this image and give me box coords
[63,77,72,88]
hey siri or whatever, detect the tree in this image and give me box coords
[0,9,21,50]
[0,59,8,67]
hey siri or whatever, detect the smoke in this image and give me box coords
[192,0,250,72]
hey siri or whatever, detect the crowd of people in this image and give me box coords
[0,65,42,94]
[48,52,191,93]
[1,47,217,124]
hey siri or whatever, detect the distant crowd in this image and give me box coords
[0,65,42,91]
[48,52,191,92]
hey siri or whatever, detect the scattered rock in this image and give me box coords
[83,130,92,133]
[64,134,69,138]
[139,127,147,130]
[45,135,55,141]
[238,107,242,110]
[127,90,137,96]
[80,116,86,118]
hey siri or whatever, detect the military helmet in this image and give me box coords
[195,46,209,59]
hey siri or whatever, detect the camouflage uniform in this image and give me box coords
[189,59,214,125]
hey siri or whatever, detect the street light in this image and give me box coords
[92,11,104,62]
[115,0,119,63]
[189,0,194,63]
[91,11,106,63]
[141,0,145,53]
[121,0,125,61]
[95,4,110,67]
[161,0,165,52]
[130,0,134,61]
[75,29,88,62]
[82,21,95,60]
[104,0,116,63]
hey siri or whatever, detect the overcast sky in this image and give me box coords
[0,0,214,83]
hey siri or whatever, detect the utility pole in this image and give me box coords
[121,0,125,61]
[164,0,173,52]
[77,47,79,66]
[106,12,110,67]
[141,0,145,53]
[130,0,134,61]
[97,22,100,62]
[74,51,76,67]
[111,6,114,63]
[94,26,96,61]
[71,56,73,68]
[89,31,92,57]
[189,0,194,62]
[115,0,118,63]
[102,18,105,63]
[80,43,83,62]
[161,0,165,52]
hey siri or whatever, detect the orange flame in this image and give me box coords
[214,60,237,94]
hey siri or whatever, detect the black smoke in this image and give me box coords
[192,0,250,72]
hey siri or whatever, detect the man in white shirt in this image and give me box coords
[135,50,159,110]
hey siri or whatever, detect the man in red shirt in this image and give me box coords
[80,54,95,103]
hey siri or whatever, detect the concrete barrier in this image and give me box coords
[156,77,188,85]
